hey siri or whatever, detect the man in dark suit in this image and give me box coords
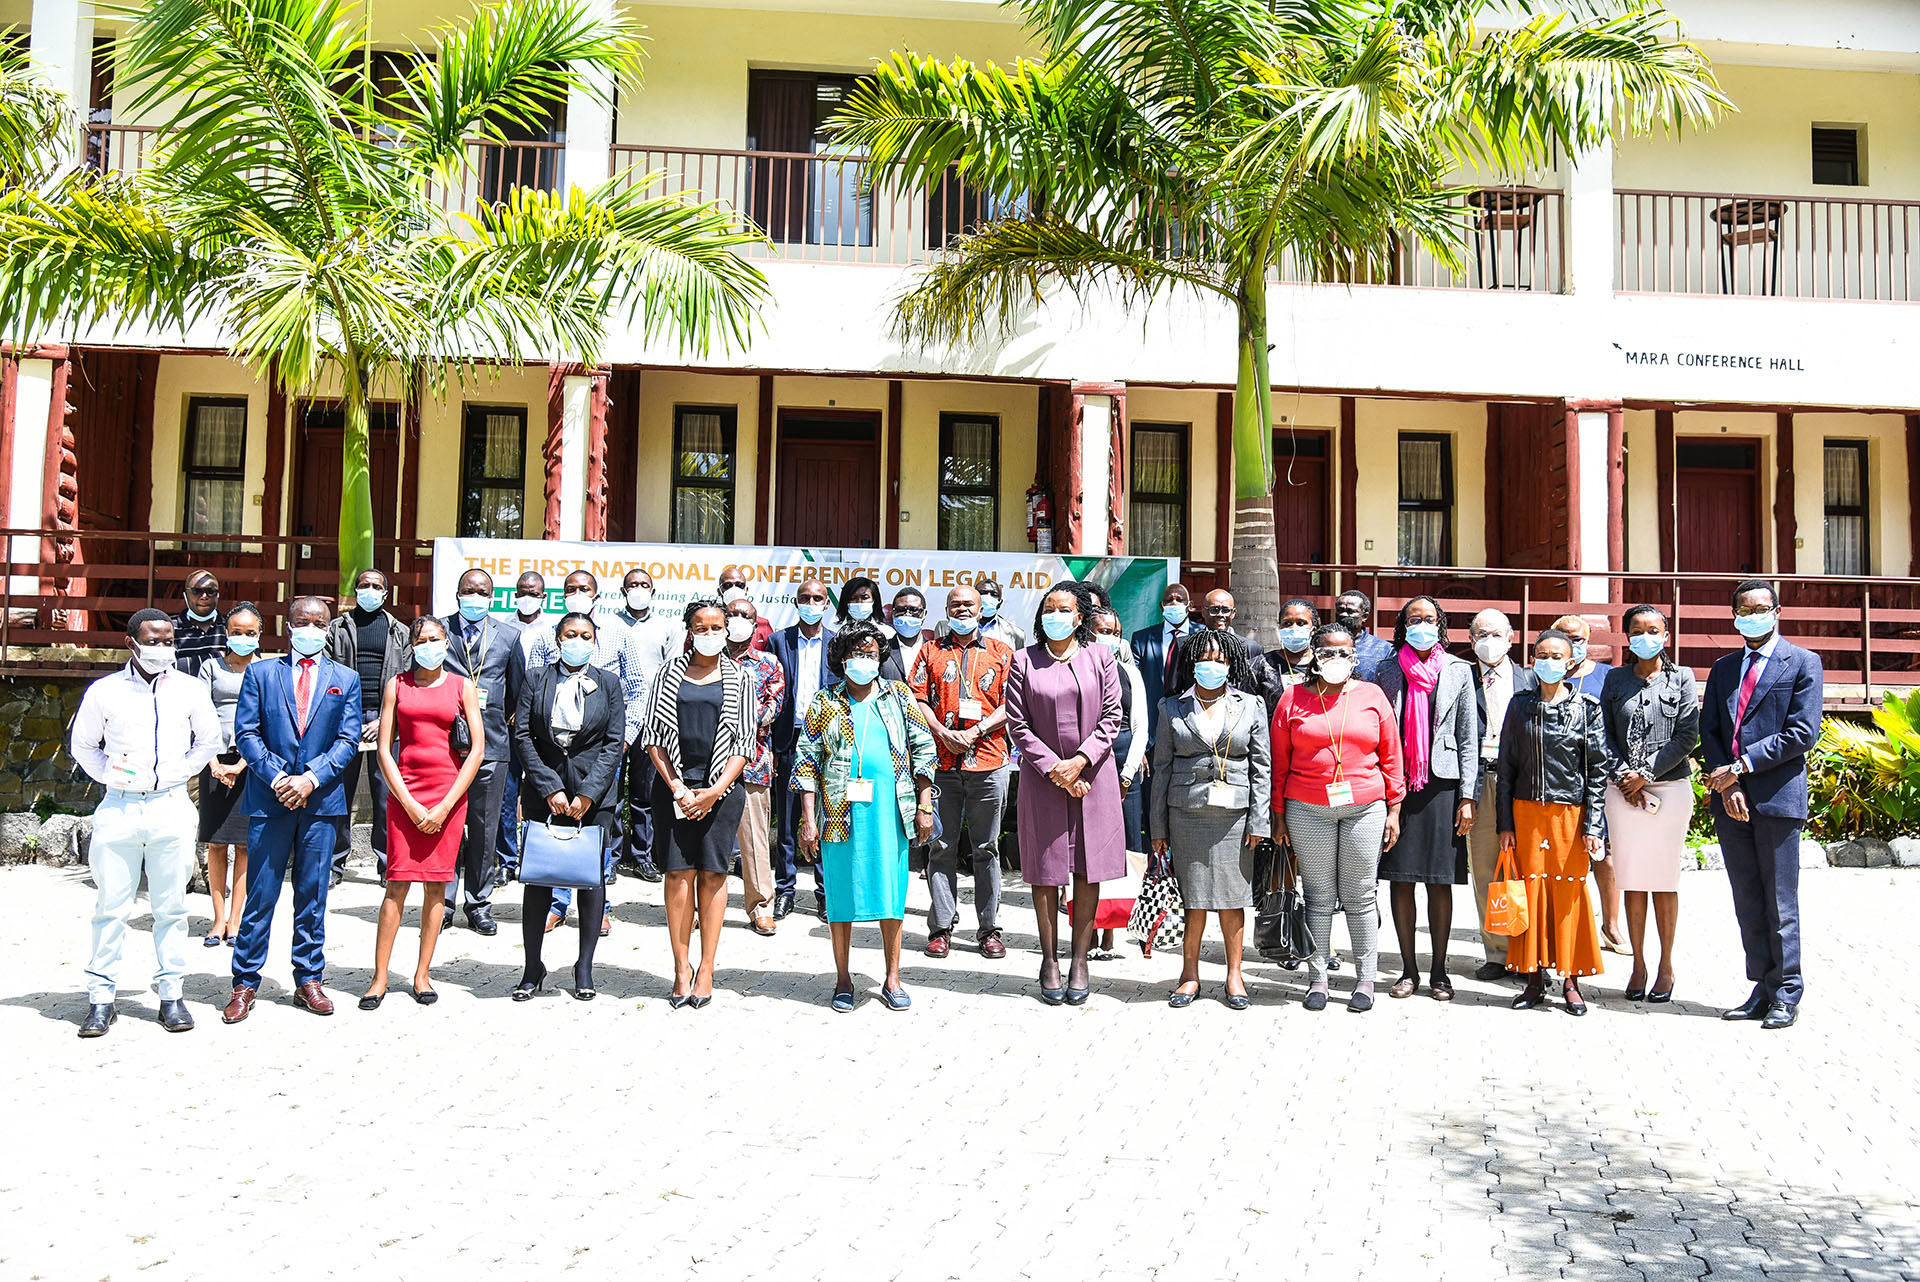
[879,587,929,682]
[1129,582,1194,755]
[1700,578,1822,1030]
[768,578,834,920]
[1463,608,1538,980]
[223,596,363,1023]
[441,569,526,936]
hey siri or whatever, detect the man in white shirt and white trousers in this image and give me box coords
[68,608,223,1037]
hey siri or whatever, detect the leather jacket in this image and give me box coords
[1494,688,1609,836]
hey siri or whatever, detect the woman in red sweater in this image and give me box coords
[1271,623,1406,1011]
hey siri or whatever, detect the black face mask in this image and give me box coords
[1334,609,1365,633]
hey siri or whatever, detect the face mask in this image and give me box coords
[948,615,979,635]
[796,601,827,626]
[133,643,177,673]
[564,591,597,615]
[457,595,490,622]
[1193,660,1229,690]
[1162,603,1188,628]
[980,597,1000,619]
[725,616,755,644]
[290,625,327,657]
[843,656,880,685]
[846,601,873,622]
[1279,624,1312,654]
[891,614,923,639]
[1404,622,1440,651]
[691,631,727,657]
[412,640,448,670]
[185,606,217,623]
[1473,635,1510,665]
[514,594,544,618]
[720,586,748,605]
[226,634,260,657]
[558,636,594,668]
[1317,658,1353,686]
[1628,633,1667,661]
[1334,610,1364,634]
[625,588,653,612]
[1099,635,1126,658]
[355,587,386,613]
[1734,610,1777,639]
[1571,639,1589,665]
[1040,612,1077,641]
[1533,657,1569,685]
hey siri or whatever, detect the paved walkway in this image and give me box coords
[1,861,1915,1281]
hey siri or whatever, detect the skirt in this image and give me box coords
[1377,777,1466,884]
[1602,779,1692,893]
[654,776,748,875]
[197,755,249,845]
[1166,804,1255,911]
[1506,798,1603,978]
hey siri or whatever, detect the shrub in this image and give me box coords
[1806,693,1920,841]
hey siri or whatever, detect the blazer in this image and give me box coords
[512,664,626,829]
[1147,688,1273,840]
[1471,660,1538,740]
[769,622,835,754]
[1129,621,1193,751]
[878,634,925,684]
[1699,637,1824,820]
[641,654,758,785]
[1600,662,1699,783]
[790,680,938,844]
[1373,652,1484,801]
[233,655,364,817]
[442,614,526,763]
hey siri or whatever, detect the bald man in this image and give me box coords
[1465,608,1537,980]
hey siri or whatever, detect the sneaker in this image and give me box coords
[924,933,951,959]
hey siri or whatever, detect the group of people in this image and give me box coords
[67,563,1819,1035]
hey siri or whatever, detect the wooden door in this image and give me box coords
[1273,428,1330,599]
[293,403,400,580]
[1676,439,1761,576]
[746,71,814,244]
[775,413,880,548]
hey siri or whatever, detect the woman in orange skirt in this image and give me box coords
[1493,628,1609,1015]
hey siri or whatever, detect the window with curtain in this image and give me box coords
[1824,440,1869,576]
[183,398,248,537]
[1129,424,1187,559]
[673,406,736,544]
[938,413,998,551]
[459,406,527,539]
[1397,433,1453,565]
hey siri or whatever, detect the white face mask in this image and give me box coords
[725,616,755,644]
[564,591,597,615]
[514,593,544,618]
[133,642,177,674]
[625,587,653,612]
[1316,657,1353,686]
[691,631,727,657]
[720,586,748,605]
[1473,635,1510,665]
[1098,634,1126,658]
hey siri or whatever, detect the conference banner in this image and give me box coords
[430,538,1179,637]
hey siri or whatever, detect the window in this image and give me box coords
[1397,433,1453,565]
[183,397,248,537]
[1824,440,1869,576]
[938,413,999,551]
[746,70,873,247]
[672,406,737,544]
[1812,126,1863,187]
[459,406,527,539]
[1128,424,1187,559]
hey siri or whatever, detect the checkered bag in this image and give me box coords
[1125,859,1185,957]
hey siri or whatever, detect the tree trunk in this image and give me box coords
[1229,269,1281,649]
[337,354,375,597]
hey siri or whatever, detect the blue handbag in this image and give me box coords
[519,818,606,889]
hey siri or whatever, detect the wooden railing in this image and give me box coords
[1273,186,1565,292]
[1616,188,1920,301]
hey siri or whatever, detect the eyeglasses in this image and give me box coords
[1313,649,1356,663]
[1733,604,1774,617]
[892,607,926,618]
[720,581,747,591]
[186,583,219,597]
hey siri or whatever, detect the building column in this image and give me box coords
[5,357,57,596]
[1565,142,1615,303]
[1566,399,1622,604]
[563,0,616,191]
[1067,382,1122,557]
[1773,412,1796,574]
[544,364,591,541]
[582,367,610,541]
[27,0,91,167]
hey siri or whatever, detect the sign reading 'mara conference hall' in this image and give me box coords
[1621,349,1808,371]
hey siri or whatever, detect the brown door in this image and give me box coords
[68,349,152,627]
[293,403,401,580]
[775,413,880,548]
[1676,439,1761,576]
[1272,428,1330,599]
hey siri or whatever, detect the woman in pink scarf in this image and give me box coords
[1372,597,1482,1002]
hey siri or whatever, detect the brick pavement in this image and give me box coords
[0,862,1915,1281]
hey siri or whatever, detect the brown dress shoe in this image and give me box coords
[292,981,335,1016]
[978,933,1007,960]
[221,986,256,1024]
[751,912,776,937]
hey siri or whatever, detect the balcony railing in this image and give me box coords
[1617,188,1920,301]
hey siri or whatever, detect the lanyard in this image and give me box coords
[852,695,881,781]
[1200,696,1232,782]
[462,620,490,674]
[1315,686,1353,782]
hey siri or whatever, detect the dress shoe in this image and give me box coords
[466,906,498,937]
[1722,990,1771,1021]
[1302,990,1329,1012]
[772,891,794,921]
[979,933,1007,960]
[512,967,546,1001]
[1064,986,1091,1006]
[491,865,509,889]
[813,894,828,922]
[157,999,195,1032]
[292,981,335,1016]
[441,907,455,931]
[1761,1000,1798,1030]
[924,933,951,959]
[1348,990,1375,1013]
[1647,987,1675,1004]
[78,1003,117,1038]
[635,859,664,884]
[751,912,776,937]
[1474,961,1509,982]
[329,871,344,889]
[221,986,256,1023]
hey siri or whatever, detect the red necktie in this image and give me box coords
[296,658,315,733]
[1164,628,1179,686]
[1730,653,1761,756]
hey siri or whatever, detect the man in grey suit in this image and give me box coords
[1464,608,1535,979]
[441,568,526,935]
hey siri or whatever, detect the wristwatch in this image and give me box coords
[1727,759,1747,777]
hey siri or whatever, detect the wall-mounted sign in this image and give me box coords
[1618,347,1807,372]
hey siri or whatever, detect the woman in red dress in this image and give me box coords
[362,616,485,1008]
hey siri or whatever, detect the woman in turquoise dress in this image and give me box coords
[794,620,937,1013]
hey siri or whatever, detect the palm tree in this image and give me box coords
[833,0,1726,642]
[0,41,69,184]
[0,0,768,590]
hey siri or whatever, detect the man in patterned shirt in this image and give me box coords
[727,596,787,936]
[910,584,1014,961]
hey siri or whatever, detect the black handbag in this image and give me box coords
[1253,839,1315,965]
[449,710,473,758]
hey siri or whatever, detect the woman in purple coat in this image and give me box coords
[1006,581,1126,1005]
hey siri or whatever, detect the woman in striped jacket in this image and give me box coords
[644,599,758,1009]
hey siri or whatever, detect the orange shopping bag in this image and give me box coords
[1485,848,1530,937]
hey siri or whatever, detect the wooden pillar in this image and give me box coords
[1606,405,1625,601]
[1774,411,1796,574]
[0,354,18,526]
[885,379,902,549]
[604,368,640,542]
[1057,387,1086,554]
[1338,396,1357,565]
[582,367,610,542]
[399,367,423,542]
[1908,415,1920,577]
[261,374,288,543]
[1655,409,1676,572]
[1483,404,1503,567]
[1562,401,1582,572]
[128,353,158,532]
[543,364,566,539]
[1106,385,1127,555]
[40,352,77,617]
[753,373,774,545]
[1213,392,1232,576]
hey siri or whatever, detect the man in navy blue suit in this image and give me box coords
[768,578,834,920]
[222,596,364,1023]
[1699,578,1822,1030]
[1128,582,1194,756]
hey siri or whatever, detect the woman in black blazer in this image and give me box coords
[511,613,626,1000]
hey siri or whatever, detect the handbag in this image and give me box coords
[1072,851,1146,929]
[1485,848,1530,936]
[520,817,606,889]
[1125,857,1185,957]
[1253,839,1315,965]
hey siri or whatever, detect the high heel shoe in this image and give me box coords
[686,992,710,1009]
[511,968,546,1002]
[1647,983,1675,1004]
[1064,986,1090,1006]
[671,968,699,1010]
[1511,977,1547,1010]
[1624,985,1648,1002]
[1562,977,1588,1017]
[1038,963,1066,1005]
[572,983,597,1001]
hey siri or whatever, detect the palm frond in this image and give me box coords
[0,52,73,183]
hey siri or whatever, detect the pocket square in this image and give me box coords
[327,687,343,695]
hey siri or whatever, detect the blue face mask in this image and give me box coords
[185,606,217,623]
[289,625,327,657]
[226,634,259,657]
[843,656,880,685]
[457,595,490,622]
[1040,612,1077,641]
[1193,660,1229,690]
[1571,639,1589,665]
[412,640,448,670]
[891,614,924,639]
[558,637,595,668]
[355,587,386,613]
[796,601,828,626]
[847,601,873,622]
[947,615,979,635]
[1734,610,1777,639]
[1162,603,1188,628]
[980,597,1000,619]
[1627,633,1666,661]
[1404,622,1440,651]
[1279,624,1312,654]
[1533,656,1569,685]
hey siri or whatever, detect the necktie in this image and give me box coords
[296,658,315,733]
[1731,652,1762,757]
[1165,627,1179,686]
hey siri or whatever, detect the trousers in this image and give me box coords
[333,748,389,878]
[1715,809,1805,1005]
[771,745,823,900]
[1465,765,1507,965]
[1284,798,1385,986]
[85,787,197,1003]
[234,812,340,988]
[621,741,658,867]
[929,767,1008,938]
[736,783,775,917]
[444,761,506,911]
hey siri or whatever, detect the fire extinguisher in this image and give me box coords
[1026,484,1053,550]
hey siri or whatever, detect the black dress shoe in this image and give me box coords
[157,999,195,1032]
[1722,990,1771,1021]
[466,906,499,937]
[636,860,664,884]
[1761,1000,1798,1030]
[814,895,828,922]
[441,906,456,931]
[772,891,795,921]
[1474,961,1509,982]
[78,1003,117,1038]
